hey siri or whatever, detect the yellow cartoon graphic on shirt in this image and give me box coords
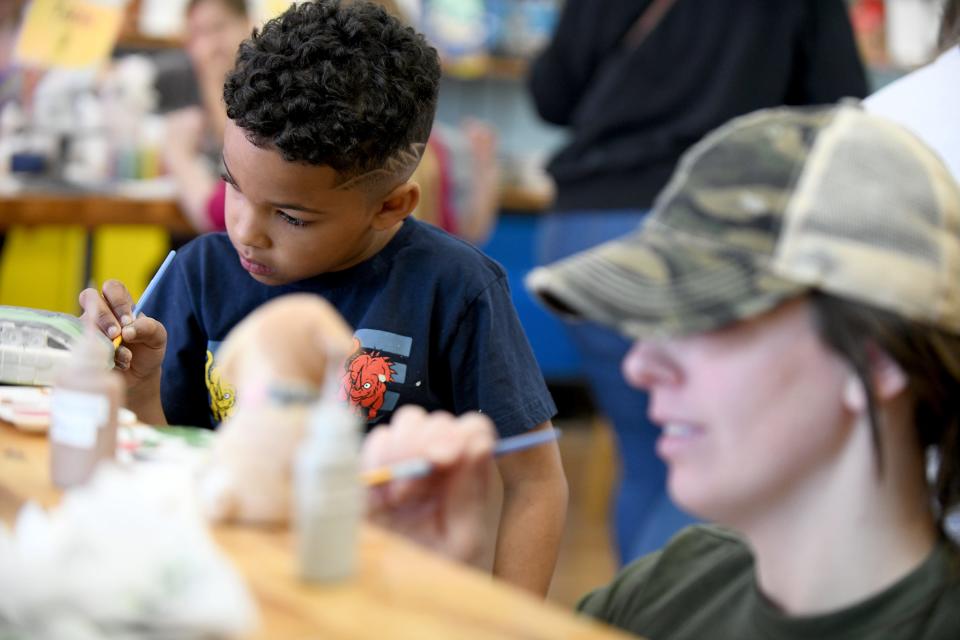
[206,349,236,422]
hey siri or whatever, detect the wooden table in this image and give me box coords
[0,423,633,639]
[0,192,194,234]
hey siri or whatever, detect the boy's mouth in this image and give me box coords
[239,255,275,276]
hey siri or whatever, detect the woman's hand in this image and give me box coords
[362,406,495,565]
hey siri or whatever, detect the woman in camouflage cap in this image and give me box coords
[362,103,960,638]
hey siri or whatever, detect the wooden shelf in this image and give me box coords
[116,33,184,51]
[0,193,192,234]
[0,186,548,233]
[442,55,531,81]
[499,185,552,212]
[113,26,534,82]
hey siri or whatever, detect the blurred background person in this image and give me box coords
[350,0,502,246]
[163,0,252,233]
[0,0,24,108]
[529,0,868,565]
[0,0,43,111]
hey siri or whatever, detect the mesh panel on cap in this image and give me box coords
[802,118,937,258]
[775,107,947,323]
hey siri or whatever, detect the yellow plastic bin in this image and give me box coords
[91,225,170,301]
[0,225,87,314]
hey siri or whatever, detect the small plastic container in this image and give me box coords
[293,383,364,582]
[0,306,113,386]
[49,303,124,489]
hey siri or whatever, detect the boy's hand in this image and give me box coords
[79,280,167,392]
[363,406,495,566]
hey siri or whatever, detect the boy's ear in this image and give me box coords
[371,181,420,230]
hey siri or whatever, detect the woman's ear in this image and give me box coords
[842,375,867,413]
[371,181,420,230]
[842,345,908,413]
[868,344,908,402]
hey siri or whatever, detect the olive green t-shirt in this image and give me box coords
[578,525,960,639]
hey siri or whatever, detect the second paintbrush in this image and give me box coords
[361,427,562,487]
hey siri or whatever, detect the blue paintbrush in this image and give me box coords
[362,427,562,486]
[112,250,176,349]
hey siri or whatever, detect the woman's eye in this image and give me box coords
[277,211,307,226]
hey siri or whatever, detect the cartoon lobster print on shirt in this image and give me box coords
[340,337,396,421]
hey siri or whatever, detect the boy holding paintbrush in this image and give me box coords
[79,0,566,596]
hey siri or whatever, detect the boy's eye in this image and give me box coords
[277,211,307,227]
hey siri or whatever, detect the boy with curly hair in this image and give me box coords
[81,0,566,595]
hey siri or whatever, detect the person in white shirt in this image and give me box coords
[865,0,960,184]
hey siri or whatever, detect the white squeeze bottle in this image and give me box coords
[294,345,364,582]
[49,299,124,489]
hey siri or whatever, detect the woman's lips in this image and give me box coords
[656,423,705,460]
[239,255,274,276]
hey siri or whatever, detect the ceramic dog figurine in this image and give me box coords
[198,294,354,525]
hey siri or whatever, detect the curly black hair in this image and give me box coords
[223,0,440,180]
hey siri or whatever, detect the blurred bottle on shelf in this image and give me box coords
[49,298,124,490]
[497,0,558,58]
[886,0,941,67]
[1,52,171,189]
[422,0,489,62]
[0,101,28,180]
[421,0,560,73]
[62,92,112,186]
[484,0,510,54]
[137,0,191,39]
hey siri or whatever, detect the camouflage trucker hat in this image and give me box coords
[526,103,960,340]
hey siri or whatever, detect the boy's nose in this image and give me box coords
[230,201,270,249]
[621,341,681,390]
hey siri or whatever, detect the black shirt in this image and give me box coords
[530,0,869,211]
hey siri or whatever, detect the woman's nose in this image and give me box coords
[621,341,681,390]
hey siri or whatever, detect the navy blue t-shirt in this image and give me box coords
[141,217,556,435]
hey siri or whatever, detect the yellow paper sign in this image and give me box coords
[14,0,124,70]
[260,0,296,23]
